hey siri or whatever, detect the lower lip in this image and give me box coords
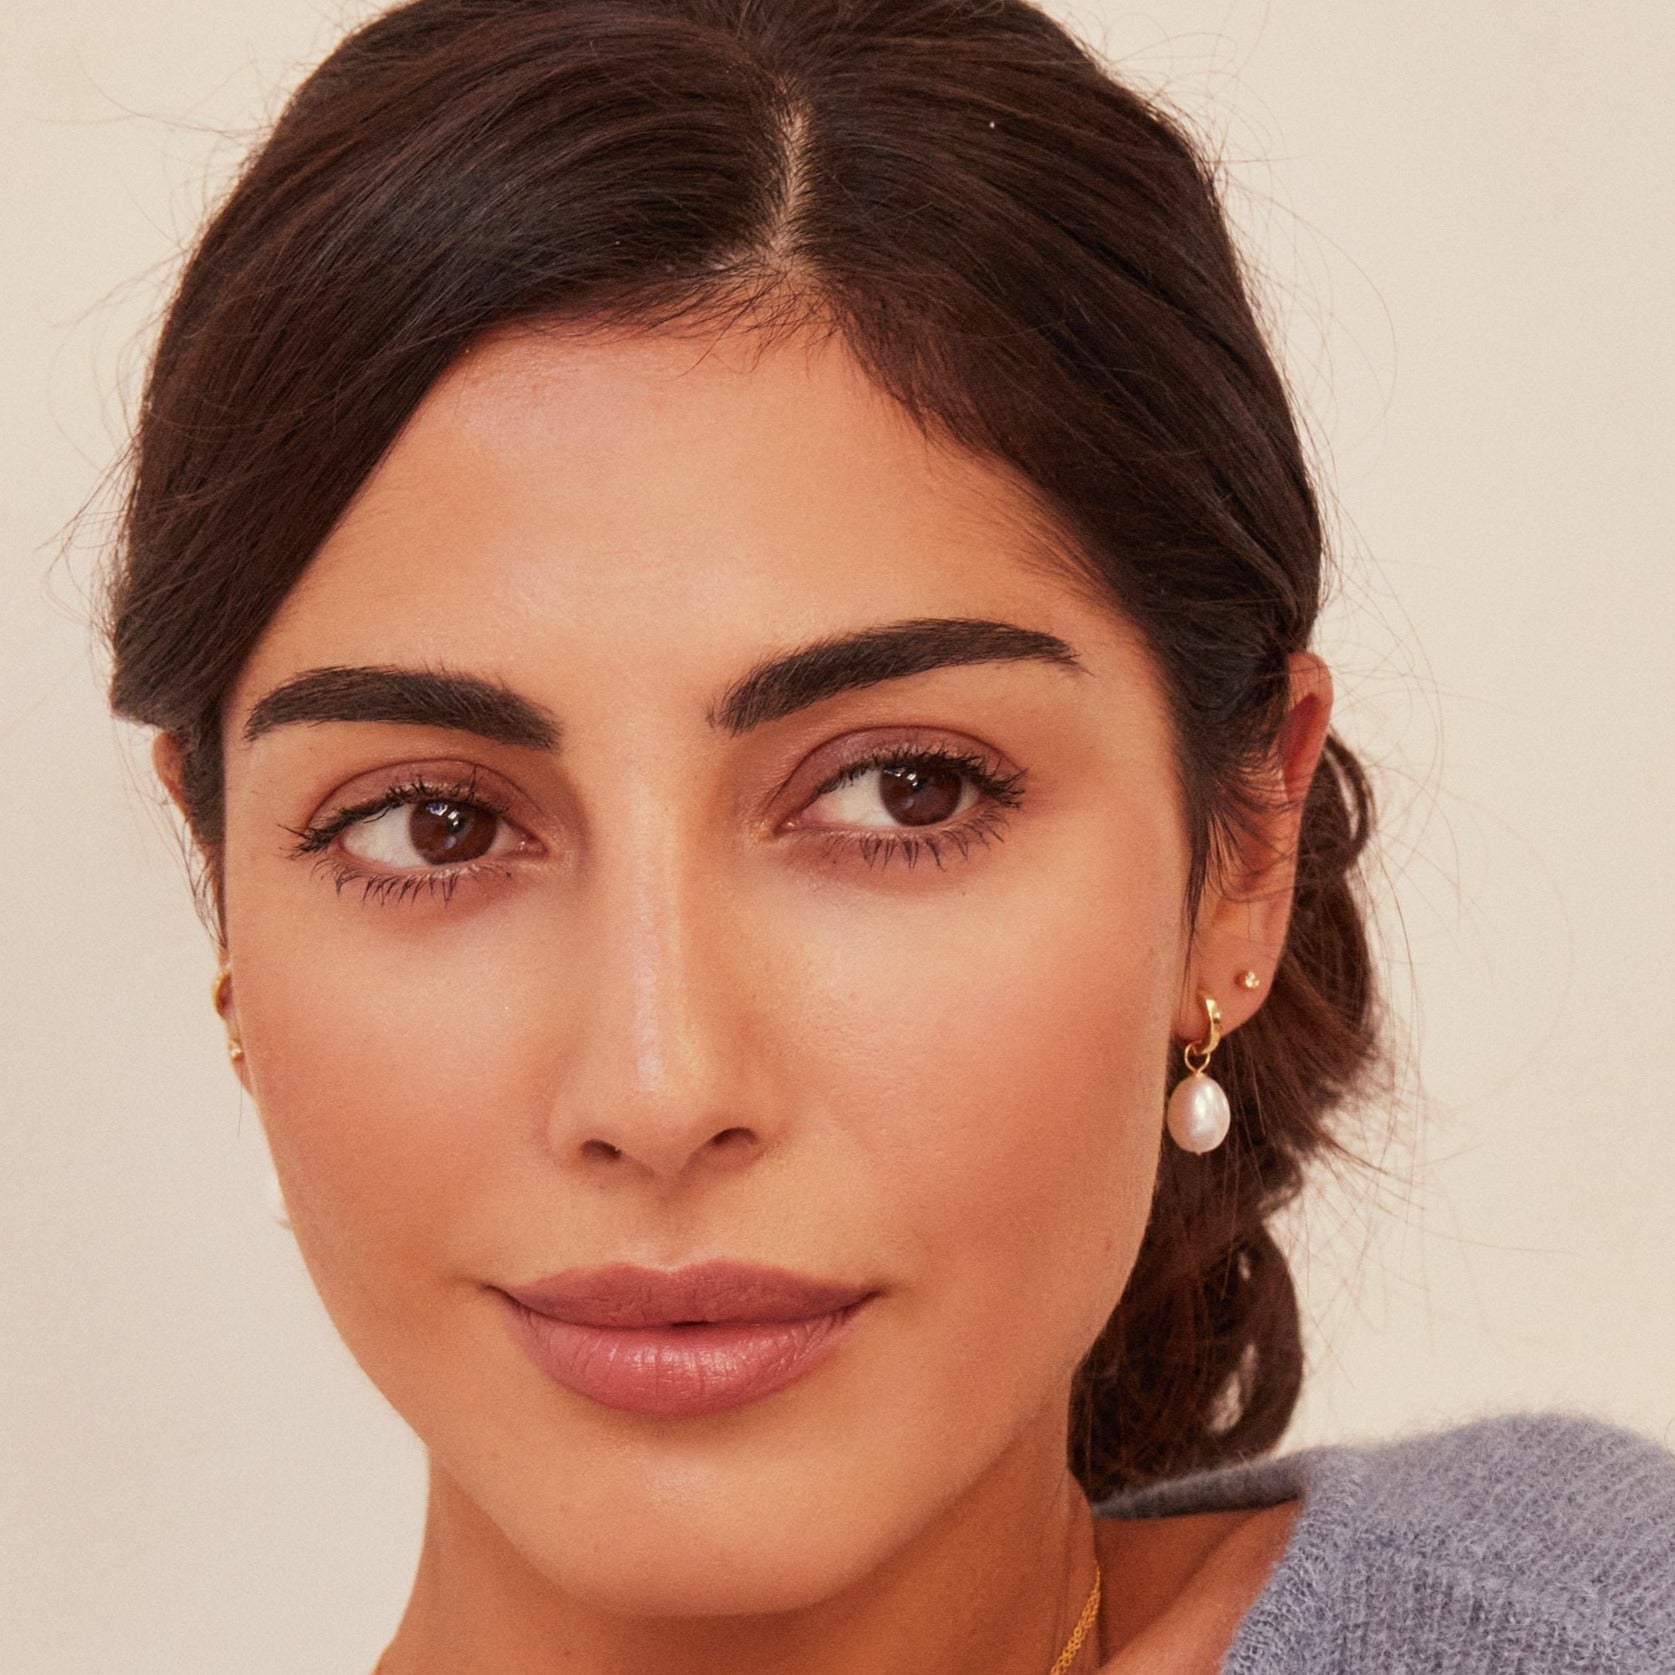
[499,1295,870,1417]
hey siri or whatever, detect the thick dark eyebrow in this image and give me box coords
[709,616,1085,735]
[241,666,560,750]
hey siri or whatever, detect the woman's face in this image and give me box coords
[212,323,1207,1614]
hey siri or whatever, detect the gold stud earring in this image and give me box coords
[1237,968,1262,991]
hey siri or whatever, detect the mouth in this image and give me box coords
[492,1260,878,1418]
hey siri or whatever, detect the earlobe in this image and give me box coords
[211,964,252,1090]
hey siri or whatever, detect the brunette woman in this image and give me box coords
[105,1,1675,1669]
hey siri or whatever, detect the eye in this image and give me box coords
[339,796,519,869]
[806,759,980,830]
[788,742,1028,877]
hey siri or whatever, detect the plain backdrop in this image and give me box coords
[4,1,1672,1669]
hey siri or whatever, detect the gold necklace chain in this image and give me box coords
[1049,1563,1103,1675]
[370,1563,1102,1675]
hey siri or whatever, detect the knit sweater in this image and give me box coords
[1091,1413,1675,1672]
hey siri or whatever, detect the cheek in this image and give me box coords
[224,876,553,1338]
[770,832,1183,1406]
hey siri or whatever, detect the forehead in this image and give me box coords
[232,322,1115,708]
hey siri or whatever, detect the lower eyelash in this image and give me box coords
[814,799,1015,873]
[307,854,516,905]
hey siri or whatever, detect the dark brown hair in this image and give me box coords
[104,0,1380,1496]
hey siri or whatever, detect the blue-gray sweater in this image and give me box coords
[1092,1413,1675,1671]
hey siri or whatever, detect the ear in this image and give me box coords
[152,728,224,926]
[1173,652,1334,1042]
[155,733,245,1083]
[152,728,222,890]
[152,730,191,818]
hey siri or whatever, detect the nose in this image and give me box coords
[545,816,775,1186]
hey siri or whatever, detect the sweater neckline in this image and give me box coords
[1091,1443,1361,1672]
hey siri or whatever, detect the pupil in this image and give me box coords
[408,800,496,865]
[879,764,962,827]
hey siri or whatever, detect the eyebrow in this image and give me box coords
[242,666,560,749]
[710,616,1085,733]
[241,618,1085,750]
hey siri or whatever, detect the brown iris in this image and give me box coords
[407,799,498,864]
[877,763,964,826]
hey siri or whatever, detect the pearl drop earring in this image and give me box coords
[1166,991,1231,1154]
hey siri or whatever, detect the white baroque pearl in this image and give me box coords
[1166,1071,1231,1154]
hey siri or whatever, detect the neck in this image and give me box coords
[385,1405,1102,1675]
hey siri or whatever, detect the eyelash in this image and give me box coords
[286,769,519,905]
[288,745,1027,905]
[802,742,1027,873]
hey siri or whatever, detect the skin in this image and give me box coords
[165,319,1327,1674]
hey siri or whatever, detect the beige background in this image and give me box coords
[4,1,1672,1668]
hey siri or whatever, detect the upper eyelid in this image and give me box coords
[339,778,500,820]
[292,770,524,855]
[801,739,1024,804]
[303,762,517,824]
[798,726,1015,782]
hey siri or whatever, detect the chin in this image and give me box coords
[398,1290,1070,1621]
[419,1359,992,1621]
[484,1458,913,1618]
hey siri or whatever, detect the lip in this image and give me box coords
[494,1260,877,1418]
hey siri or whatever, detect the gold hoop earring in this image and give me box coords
[1167,991,1230,1154]
[212,966,245,1066]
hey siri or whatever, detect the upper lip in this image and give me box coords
[498,1260,874,1328]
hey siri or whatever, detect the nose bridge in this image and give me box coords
[618,813,703,1101]
[552,772,757,1180]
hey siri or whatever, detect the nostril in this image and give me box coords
[575,1129,756,1171]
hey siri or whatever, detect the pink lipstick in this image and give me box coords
[495,1261,875,1417]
